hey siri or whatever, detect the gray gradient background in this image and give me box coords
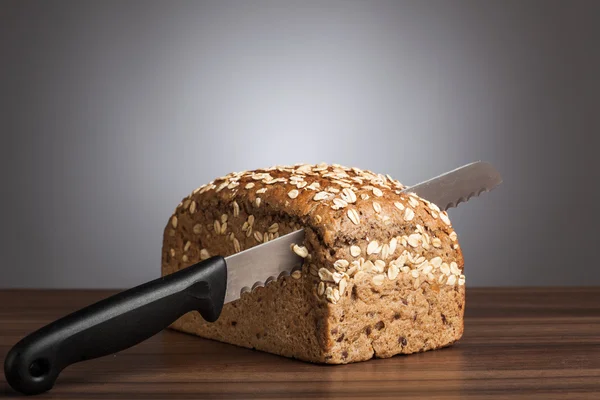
[1,0,599,288]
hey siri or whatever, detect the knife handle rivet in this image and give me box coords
[29,359,50,378]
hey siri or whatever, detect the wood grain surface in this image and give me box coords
[1,288,599,399]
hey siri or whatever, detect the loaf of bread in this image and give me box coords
[162,163,464,364]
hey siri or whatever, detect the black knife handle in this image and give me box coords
[4,256,227,396]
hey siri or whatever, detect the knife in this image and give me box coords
[4,161,501,395]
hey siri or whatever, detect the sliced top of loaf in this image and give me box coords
[163,162,463,305]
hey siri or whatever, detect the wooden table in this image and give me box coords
[1,288,599,399]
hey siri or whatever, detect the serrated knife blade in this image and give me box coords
[223,161,502,303]
[223,230,305,303]
[399,161,502,211]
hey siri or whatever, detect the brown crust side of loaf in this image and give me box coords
[162,163,465,364]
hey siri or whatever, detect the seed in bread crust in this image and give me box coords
[331,272,344,284]
[387,264,399,280]
[372,187,383,197]
[350,245,361,257]
[193,224,201,234]
[200,249,210,260]
[325,286,333,300]
[313,192,329,201]
[198,184,213,194]
[440,211,451,225]
[347,266,358,277]
[404,208,415,221]
[293,244,309,258]
[288,189,299,199]
[254,198,261,207]
[450,261,461,275]
[291,270,302,279]
[449,231,458,241]
[373,201,382,213]
[408,197,419,208]
[232,201,240,217]
[257,188,267,194]
[413,256,425,266]
[407,234,421,248]
[339,279,347,295]
[394,201,404,211]
[334,259,350,270]
[372,274,385,285]
[341,188,357,203]
[332,198,348,209]
[318,281,325,295]
[347,209,360,225]
[389,237,398,255]
[430,256,443,268]
[233,238,241,252]
[245,182,255,189]
[251,172,268,181]
[184,241,191,252]
[447,275,457,285]
[171,216,178,228]
[440,263,450,276]
[381,244,390,259]
[215,181,228,192]
[333,288,341,301]
[306,181,320,190]
[318,268,334,282]
[367,240,380,255]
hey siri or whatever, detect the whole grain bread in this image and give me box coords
[162,163,465,364]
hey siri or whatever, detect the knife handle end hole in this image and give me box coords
[29,358,50,378]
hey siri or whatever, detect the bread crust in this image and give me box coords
[162,163,465,364]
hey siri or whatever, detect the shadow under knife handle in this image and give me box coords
[4,256,227,396]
